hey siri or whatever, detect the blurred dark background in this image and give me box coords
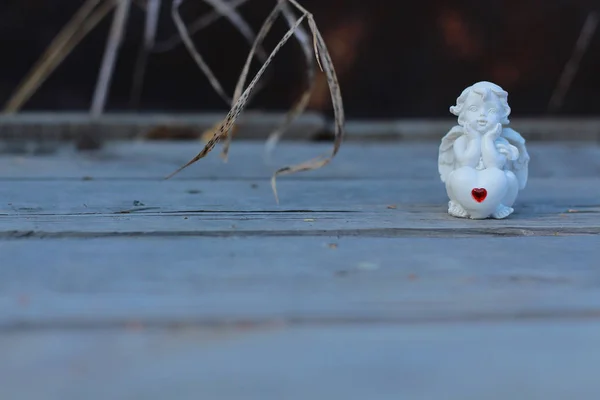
[1,0,599,119]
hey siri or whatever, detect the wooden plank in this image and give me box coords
[1,236,599,326]
[1,211,598,238]
[0,140,597,399]
[0,178,598,214]
[1,113,599,142]
[0,142,599,179]
[0,112,327,142]
[0,176,598,236]
[0,322,599,400]
[345,117,600,141]
[0,142,596,237]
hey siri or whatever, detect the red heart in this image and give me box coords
[471,188,487,203]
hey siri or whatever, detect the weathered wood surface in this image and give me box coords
[2,323,600,400]
[1,113,600,142]
[1,141,600,179]
[2,236,599,325]
[1,141,600,399]
[0,112,327,142]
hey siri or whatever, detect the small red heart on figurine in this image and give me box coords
[471,188,487,203]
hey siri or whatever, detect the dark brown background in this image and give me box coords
[1,0,599,118]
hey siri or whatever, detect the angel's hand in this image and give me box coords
[498,144,520,161]
[485,123,502,139]
[465,124,481,140]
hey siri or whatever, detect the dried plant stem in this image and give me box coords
[264,1,316,157]
[167,0,345,205]
[133,0,148,10]
[548,12,599,112]
[221,0,316,161]
[270,0,345,203]
[220,1,286,160]
[153,0,250,53]
[172,0,232,104]
[165,10,308,180]
[91,0,132,117]
[203,0,267,61]
[130,0,161,108]
[286,0,322,71]
[3,0,115,113]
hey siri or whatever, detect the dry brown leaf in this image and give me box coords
[387,204,397,209]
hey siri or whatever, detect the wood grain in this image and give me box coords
[1,142,599,179]
[1,141,599,399]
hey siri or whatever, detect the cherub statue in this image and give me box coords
[438,81,530,219]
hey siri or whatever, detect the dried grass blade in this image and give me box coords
[91,0,133,117]
[153,0,249,53]
[264,1,316,157]
[166,11,307,179]
[203,0,267,61]
[220,1,285,160]
[3,0,113,113]
[133,0,148,10]
[271,1,345,203]
[286,0,322,71]
[548,12,598,112]
[130,0,162,108]
[172,0,231,104]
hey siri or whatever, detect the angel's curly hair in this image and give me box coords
[450,81,511,126]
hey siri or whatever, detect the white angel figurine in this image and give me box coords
[438,81,530,219]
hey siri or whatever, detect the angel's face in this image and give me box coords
[463,92,502,133]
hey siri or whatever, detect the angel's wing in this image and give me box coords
[495,137,519,161]
[501,127,530,190]
[438,125,464,183]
